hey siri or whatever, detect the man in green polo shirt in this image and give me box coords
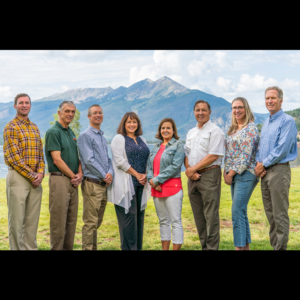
[45,100,83,250]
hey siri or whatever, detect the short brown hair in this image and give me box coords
[155,118,180,140]
[193,100,211,111]
[117,112,143,136]
[14,93,31,105]
[88,104,102,116]
[265,86,283,100]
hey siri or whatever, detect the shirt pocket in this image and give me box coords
[199,134,210,150]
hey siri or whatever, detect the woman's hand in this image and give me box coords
[224,173,233,185]
[150,178,162,191]
[137,173,147,185]
[149,178,155,188]
[154,185,162,192]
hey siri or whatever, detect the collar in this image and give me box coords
[197,119,211,130]
[55,121,68,130]
[155,137,177,147]
[89,125,103,135]
[15,114,31,125]
[269,109,283,122]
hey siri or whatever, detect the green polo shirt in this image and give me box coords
[45,121,79,174]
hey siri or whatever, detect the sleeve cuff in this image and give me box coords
[152,177,159,186]
[263,159,271,168]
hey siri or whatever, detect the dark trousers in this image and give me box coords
[188,167,221,250]
[115,185,145,250]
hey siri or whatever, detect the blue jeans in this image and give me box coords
[230,170,258,247]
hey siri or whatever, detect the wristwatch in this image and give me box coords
[261,162,265,168]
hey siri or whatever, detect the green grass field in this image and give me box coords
[0,169,300,250]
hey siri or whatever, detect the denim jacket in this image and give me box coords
[147,137,185,186]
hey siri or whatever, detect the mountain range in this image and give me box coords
[0,76,269,141]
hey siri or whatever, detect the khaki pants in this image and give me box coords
[81,179,107,250]
[49,174,78,250]
[6,168,42,250]
[261,164,291,250]
[188,167,221,250]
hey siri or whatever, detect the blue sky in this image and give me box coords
[0,50,299,113]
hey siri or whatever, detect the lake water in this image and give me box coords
[0,145,299,178]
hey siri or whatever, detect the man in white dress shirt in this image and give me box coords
[184,100,225,250]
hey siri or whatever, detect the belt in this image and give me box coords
[50,172,65,176]
[197,165,220,174]
[265,162,289,170]
[84,176,106,186]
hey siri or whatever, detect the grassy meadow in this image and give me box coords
[0,169,300,250]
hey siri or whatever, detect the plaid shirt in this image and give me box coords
[3,115,45,181]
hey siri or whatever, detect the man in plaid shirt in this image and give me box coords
[3,93,45,250]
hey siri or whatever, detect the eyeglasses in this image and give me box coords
[92,113,104,115]
[231,106,245,110]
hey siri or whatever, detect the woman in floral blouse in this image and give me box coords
[224,97,260,250]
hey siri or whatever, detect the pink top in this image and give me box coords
[151,144,182,198]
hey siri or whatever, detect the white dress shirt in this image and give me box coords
[184,120,225,168]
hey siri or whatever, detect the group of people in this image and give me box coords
[3,85,298,250]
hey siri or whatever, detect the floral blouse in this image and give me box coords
[224,122,260,176]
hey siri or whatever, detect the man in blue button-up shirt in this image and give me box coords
[78,104,114,250]
[255,86,297,250]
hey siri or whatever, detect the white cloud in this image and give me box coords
[216,77,232,91]
[187,60,207,76]
[286,51,300,65]
[281,78,300,90]
[235,74,277,93]
[0,86,13,97]
[61,85,69,92]
[215,51,228,69]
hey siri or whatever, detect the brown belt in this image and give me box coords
[84,176,106,186]
[197,165,220,174]
[50,172,65,176]
[265,162,289,170]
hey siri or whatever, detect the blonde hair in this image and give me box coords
[227,97,254,135]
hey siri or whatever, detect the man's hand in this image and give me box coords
[71,172,83,188]
[32,173,43,188]
[259,170,267,178]
[103,173,113,186]
[190,173,201,181]
[255,162,265,177]
[185,167,196,179]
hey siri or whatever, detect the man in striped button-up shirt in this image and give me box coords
[255,86,298,250]
[3,93,45,250]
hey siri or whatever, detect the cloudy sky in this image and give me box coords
[0,50,299,113]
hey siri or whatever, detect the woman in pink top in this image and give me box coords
[147,118,185,250]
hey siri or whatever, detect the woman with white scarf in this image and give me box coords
[107,112,151,250]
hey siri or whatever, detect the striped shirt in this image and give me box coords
[256,109,298,167]
[3,115,45,181]
[77,126,114,180]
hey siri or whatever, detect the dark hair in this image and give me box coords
[117,112,143,137]
[155,118,180,140]
[193,100,211,111]
[14,93,31,105]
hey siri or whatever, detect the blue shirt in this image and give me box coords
[77,126,114,180]
[124,136,150,186]
[256,109,298,167]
